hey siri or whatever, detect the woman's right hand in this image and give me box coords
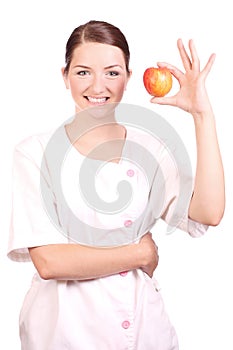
[138,233,159,278]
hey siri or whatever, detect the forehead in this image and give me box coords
[71,42,126,66]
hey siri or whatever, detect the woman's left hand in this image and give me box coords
[150,39,216,116]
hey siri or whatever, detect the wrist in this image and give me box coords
[120,242,144,271]
[132,241,150,269]
[191,106,215,123]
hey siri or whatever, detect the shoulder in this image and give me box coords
[13,125,71,176]
[11,129,58,170]
[13,125,68,161]
[125,124,170,160]
[15,129,55,154]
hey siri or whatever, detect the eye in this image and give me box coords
[76,70,90,76]
[106,71,120,77]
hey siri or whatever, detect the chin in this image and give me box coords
[83,102,119,120]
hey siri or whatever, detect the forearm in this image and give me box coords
[188,110,225,225]
[29,242,144,281]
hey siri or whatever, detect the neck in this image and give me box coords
[65,106,126,162]
[71,105,118,139]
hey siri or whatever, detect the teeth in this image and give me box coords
[87,97,107,103]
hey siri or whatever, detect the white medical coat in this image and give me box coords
[8,123,208,350]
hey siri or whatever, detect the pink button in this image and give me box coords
[119,271,128,277]
[122,320,130,329]
[124,219,132,227]
[126,169,135,177]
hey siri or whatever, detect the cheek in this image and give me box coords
[69,80,88,98]
[114,79,128,94]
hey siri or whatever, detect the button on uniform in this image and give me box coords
[124,219,132,227]
[119,271,128,277]
[121,320,130,329]
[126,169,135,177]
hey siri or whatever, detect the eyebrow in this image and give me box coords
[72,64,124,70]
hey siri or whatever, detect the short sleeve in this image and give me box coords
[158,146,209,238]
[8,136,68,262]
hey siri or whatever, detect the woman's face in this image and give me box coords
[62,42,131,113]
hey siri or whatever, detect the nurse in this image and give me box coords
[8,20,225,349]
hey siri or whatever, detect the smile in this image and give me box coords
[85,96,109,104]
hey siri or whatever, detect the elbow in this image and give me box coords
[205,208,225,227]
[189,198,225,227]
[38,264,54,280]
[29,247,56,280]
[190,208,225,227]
[209,217,224,227]
[32,259,55,280]
[205,193,226,226]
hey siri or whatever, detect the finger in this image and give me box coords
[201,53,216,79]
[177,38,192,71]
[188,39,200,71]
[150,95,177,106]
[157,61,184,82]
[156,61,171,68]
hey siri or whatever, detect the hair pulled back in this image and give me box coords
[64,20,130,74]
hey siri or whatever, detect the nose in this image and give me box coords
[91,73,105,94]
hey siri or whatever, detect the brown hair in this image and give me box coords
[64,20,130,75]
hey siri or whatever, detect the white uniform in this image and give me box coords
[8,123,208,350]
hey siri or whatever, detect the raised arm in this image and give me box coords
[29,233,158,280]
[151,39,225,225]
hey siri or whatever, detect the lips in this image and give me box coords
[85,96,109,104]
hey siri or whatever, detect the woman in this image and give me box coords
[8,20,225,349]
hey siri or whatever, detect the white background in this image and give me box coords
[0,0,232,349]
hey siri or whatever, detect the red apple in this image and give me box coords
[143,67,173,97]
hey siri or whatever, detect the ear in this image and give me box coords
[128,69,132,78]
[125,69,132,90]
[61,67,70,89]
